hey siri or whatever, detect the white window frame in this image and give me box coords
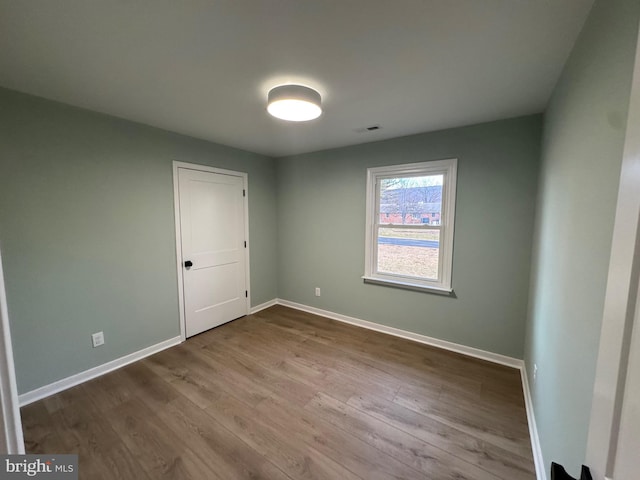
[363,158,457,294]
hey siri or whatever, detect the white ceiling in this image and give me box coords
[0,0,594,157]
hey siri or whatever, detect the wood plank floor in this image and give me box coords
[21,305,536,479]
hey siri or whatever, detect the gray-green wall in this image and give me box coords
[0,88,278,394]
[525,0,640,474]
[0,87,542,394]
[276,115,541,359]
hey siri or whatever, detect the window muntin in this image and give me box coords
[364,159,457,292]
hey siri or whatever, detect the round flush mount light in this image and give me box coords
[267,84,322,122]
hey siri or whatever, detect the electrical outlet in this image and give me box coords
[92,331,105,348]
[315,287,321,297]
[533,364,538,382]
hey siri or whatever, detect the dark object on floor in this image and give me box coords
[551,462,593,480]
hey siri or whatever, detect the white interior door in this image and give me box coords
[177,167,248,337]
[0,247,24,453]
[586,19,640,480]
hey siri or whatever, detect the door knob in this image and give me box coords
[184,260,193,268]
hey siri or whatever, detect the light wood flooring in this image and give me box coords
[21,305,536,479]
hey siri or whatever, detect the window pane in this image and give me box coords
[377,228,440,280]
[379,175,443,225]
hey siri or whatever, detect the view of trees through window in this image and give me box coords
[377,175,443,280]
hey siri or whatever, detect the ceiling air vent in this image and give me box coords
[355,124,382,133]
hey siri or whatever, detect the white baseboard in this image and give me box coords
[18,335,182,407]
[18,298,546,480]
[276,299,523,369]
[250,298,278,314]
[521,364,547,480]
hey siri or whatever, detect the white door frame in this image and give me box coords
[612,278,640,480]
[172,161,251,341]
[0,247,25,453]
[586,18,640,480]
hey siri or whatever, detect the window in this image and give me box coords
[364,159,457,293]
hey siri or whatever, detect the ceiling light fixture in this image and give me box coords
[267,84,322,122]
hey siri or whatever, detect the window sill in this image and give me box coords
[362,276,455,296]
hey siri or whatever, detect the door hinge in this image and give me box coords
[244,241,247,248]
[245,290,248,298]
[243,189,246,197]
